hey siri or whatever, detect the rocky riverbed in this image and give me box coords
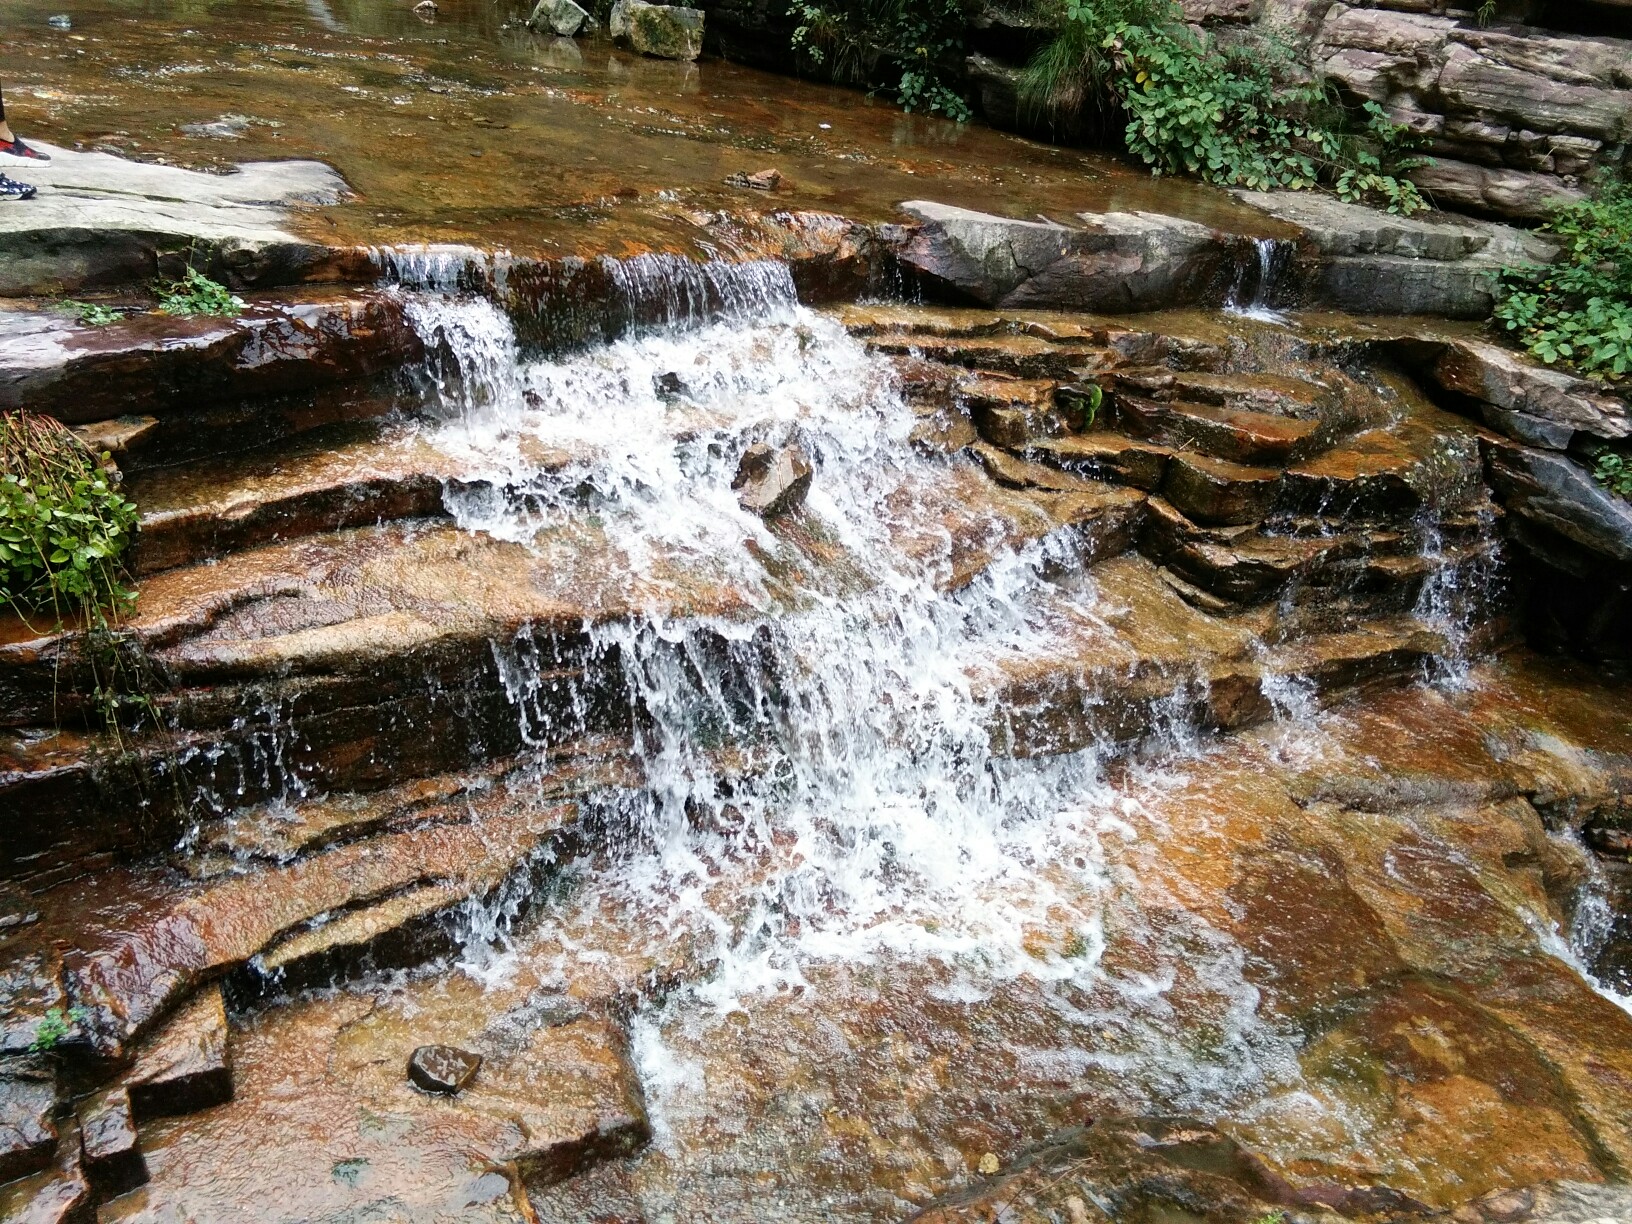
[2,4,1632,1223]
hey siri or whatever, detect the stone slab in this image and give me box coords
[0,146,349,296]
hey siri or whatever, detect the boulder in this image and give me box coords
[528,0,590,36]
[616,1,705,60]
[733,443,813,518]
[407,1044,483,1095]
[895,202,1235,312]
[77,1087,147,1196]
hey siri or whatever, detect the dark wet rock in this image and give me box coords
[0,954,70,1060]
[1112,393,1324,465]
[528,0,589,36]
[0,1060,59,1184]
[407,1044,482,1095]
[126,422,462,575]
[1163,451,1283,526]
[733,443,813,518]
[896,202,1237,313]
[123,987,233,1121]
[0,151,349,297]
[1025,432,1172,491]
[67,799,576,1049]
[620,1,705,60]
[0,1120,89,1224]
[1484,439,1632,565]
[0,291,422,426]
[78,1087,147,1196]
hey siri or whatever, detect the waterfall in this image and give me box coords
[412,280,1138,993]
[1226,237,1294,322]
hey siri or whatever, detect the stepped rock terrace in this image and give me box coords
[1,5,1632,1223]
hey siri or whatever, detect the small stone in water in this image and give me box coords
[407,1045,481,1095]
[733,442,813,519]
[654,371,685,397]
[48,14,72,28]
[724,168,783,191]
[978,1152,1000,1175]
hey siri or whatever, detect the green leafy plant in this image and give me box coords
[0,411,138,622]
[1019,0,1429,213]
[1594,451,1632,499]
[1477,0,1497,26]
[58,299,122,327]
[788,0,972,120]
[1495,174,1632,381]
[153,266,245,319]
[29,1005,92,1053]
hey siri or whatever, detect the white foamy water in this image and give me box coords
[408,278,1143,998]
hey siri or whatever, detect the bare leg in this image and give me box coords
[0,81,11,143]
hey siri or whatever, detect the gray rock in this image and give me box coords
[1235,189,1556,317]
[0,1060,58,1184]
[78,1087,147,1196]
[1432,339,1631,442]
[528,0,590,37]
[624,1,705,60]
[609,0,632,40]
[0,146,348,296]
[1484,441,1632,564]
[1409,159,1584,222]
[895,202,1232,312]
[407,1044,483,1095]
[734,443,813,518]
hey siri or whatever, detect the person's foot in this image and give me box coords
[0,173,37,200]
[0,136,51,166]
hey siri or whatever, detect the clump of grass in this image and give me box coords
[154,266,245,319]
[1594,451,1632,499]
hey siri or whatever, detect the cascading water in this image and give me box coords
[1226,237,1295,323]
[385,260,1302,1120]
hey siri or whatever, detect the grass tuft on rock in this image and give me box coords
[0,410,139,623]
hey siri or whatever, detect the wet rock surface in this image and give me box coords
[3,235,1632,1224]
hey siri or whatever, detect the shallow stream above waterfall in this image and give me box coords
[0,0,1283,256]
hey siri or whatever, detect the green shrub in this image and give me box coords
[1495,174,1632,381]
[788,0,972,120]
[0,411,138,623]
[58,299,122,327]
[1020,0,1430,212]
[1594,451,1632,499]
[154,266,245,319]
